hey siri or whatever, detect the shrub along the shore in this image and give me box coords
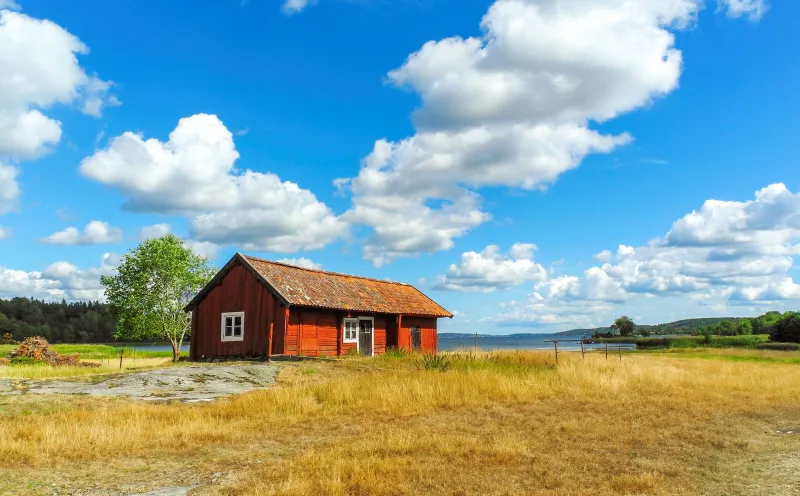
[630,335,769,350]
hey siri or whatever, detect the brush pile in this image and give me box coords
[8,337,97,367]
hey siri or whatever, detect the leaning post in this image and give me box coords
[580,340,585,360]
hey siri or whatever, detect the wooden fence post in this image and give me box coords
[119,349,124,370]
[474,332,478,352]
[553,341,559,364]
[619,345,622,361]
[605,342,608,360]
[580,340,585,360]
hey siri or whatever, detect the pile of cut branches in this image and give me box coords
[8,337,98,367]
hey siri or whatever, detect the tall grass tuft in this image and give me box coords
[415,354,450,372]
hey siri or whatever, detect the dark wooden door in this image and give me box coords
[411,325,421,351]
[359,319,374,356]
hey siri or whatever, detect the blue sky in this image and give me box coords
[1,0,798,333]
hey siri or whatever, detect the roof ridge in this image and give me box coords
[242,254,413,287]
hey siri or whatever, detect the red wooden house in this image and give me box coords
[186,254,452,360]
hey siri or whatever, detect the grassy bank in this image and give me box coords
[596,334,770,349]
[1,349,800,495]
[0,343,185,360]
[0,357,176,379]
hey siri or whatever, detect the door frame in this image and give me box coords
[358,316,375,356]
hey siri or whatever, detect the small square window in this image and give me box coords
[343,318,358,343]
[221,312,245,342]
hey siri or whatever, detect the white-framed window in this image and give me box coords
[343,318,359,343]
[221,312,245,342]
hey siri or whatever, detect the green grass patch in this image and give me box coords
[634,335,769,350]
[0,343,185,360]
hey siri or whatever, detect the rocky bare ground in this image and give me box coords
[0,363,278,402]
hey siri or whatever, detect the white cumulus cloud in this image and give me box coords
[0,163,19,215]
[0,226,10,240]
[277,257,322,270]
[139,223,172,240]
[282,0,315,15]
[434,243,548,292]
[0,8,117,160]
[40,220,123,246]
[0,253,119,301]
[337,0,718,266]
[80,114,347,253]
[718,0,768,20]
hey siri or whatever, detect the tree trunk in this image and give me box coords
[169,338,180,362]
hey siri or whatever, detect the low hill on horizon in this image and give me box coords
[441,317,746,337]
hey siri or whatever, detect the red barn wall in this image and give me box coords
[190,262,278,360]
[400,317,438,354]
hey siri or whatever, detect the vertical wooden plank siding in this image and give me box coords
[190,261,277,359]
[271,302,284,355]
[400,317,438,354]
[287,310,300,356]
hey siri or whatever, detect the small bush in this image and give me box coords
[636,338,673,349]
[0,357,9,366]
[382,347,410,359]
[10,356,41,366]
[756,342,800,351]
[711,335,767,348]
[344,347,363,357]
[416,354,450,372]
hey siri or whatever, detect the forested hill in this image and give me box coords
[556,317,745,336]
[0,297,116,343]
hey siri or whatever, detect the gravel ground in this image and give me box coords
[0,363,278,402]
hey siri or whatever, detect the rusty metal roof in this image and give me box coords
[240,254,452,318]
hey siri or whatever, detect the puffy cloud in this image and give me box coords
[338,0,715,265]
[492,293,615,328]
[531,184,800,309]
[183,240,220,261]
[0,163,19,215]
[0,9,116,160]
[434,243,548,292]
[139,223,171,240]
[0,253,119,301]
[80,114,347,253]
[277,257,322,270]
[40,220,123,246]
[593,250,612,263]
[718,0,768,20]
[282,0,315,15]
[0,226,10,239]
[486,184,799,328]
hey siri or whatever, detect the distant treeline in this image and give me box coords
[589,311,800,343]
[0,298,117,343]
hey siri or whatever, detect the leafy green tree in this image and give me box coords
[101,235,215,361]
[769,312,800,343]
[737,319,753,336]
[698,326,713,345]
[613,316,636,337]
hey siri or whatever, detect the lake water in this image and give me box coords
[130,333,587,354]
[439,333,587,351]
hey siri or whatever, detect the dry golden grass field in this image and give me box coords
[1,349,799,495]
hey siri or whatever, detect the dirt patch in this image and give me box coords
[0,364,278,402]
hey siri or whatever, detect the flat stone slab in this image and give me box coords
[0,364,278,402]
